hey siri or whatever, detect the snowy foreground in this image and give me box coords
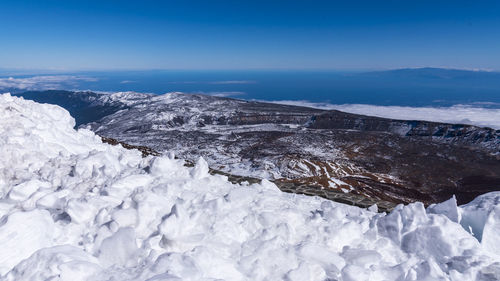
[0,93,499,281]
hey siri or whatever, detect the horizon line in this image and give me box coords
[0,66,497,75]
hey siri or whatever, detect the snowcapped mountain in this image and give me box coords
[1,93,500,280]
[14,90,500,209]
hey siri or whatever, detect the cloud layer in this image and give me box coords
[271,100,500,129]
[0,76,97,91]
[195,91,246,97]
[168,80,256,85]
[208,80,256,85]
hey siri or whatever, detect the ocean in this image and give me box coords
[3,69,499,107]
[2,69,500,128]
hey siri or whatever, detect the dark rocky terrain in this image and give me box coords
[15,90,500,208]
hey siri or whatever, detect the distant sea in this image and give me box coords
[2,69,500,128]
[2,69,500,107]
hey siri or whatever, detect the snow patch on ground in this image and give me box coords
[0,93,499,280]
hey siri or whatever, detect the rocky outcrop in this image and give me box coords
[309,111,499,151]
[101,136,160,157]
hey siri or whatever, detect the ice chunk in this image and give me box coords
[112,208,138,228]
[401,225,453,258]
[151,157,177,176]
[342,264,370,281]
[481,206,500,256]
[107,174,153,198]
[8,180,50,201]
[66,198,98,224]
[0,210,55,275]
[342,248,382,267]
[459,191,500,241]
[225,186,258,205]
[368,204,378,213]
[376,205,404,244]
[285,262,311,281]
[98,227,139,267]
[427,195,461,223]
[3,245,101,281]
[190,157,209,179]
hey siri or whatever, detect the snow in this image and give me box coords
[459,192,500,257]
[427,196,461,223]
[0,93,499,280]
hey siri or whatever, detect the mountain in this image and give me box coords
[14,91,500,209]
[15,90,124,126]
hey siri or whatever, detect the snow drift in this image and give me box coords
[0,93,499,280]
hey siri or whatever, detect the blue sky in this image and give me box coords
[1,0,499,71]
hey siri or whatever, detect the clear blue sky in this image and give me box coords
[1,0,499,71]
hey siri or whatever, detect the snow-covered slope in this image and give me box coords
[1,93,500,280]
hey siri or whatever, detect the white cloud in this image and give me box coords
[168,80,256,85]
[119,80,136,84]
[198,91,246,97]
[269,100,500,129]
[0,75,98,91]
[208,80,256,85]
